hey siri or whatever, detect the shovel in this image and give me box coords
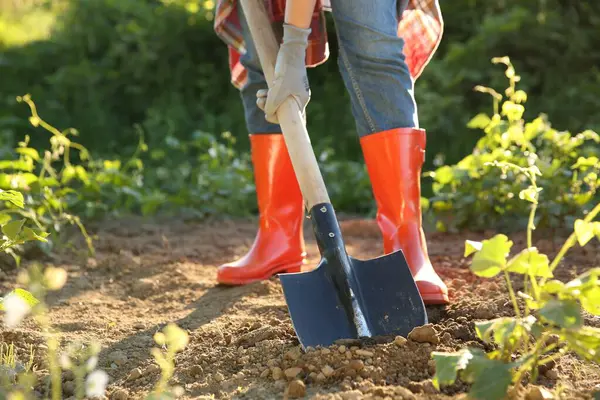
[239,0,428,349]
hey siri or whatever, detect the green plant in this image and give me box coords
[431,158,600,400]
[147,323,189,400]
[427,57,599,232]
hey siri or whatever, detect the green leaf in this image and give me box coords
[467,113,492,129]
[468,362,513,400]
[2,219,25,241]
[506,247,552,277]
[464,240,483,257]
[0,190,24,208]
[433,166,454,185]
[541,280,565,294]
[15,147,40,161]
[470,234,513,278]
[20,227,49,243]
[0,288,40,311]
[474,320,495,342]
[574,219,598,247]
[518,186,542,204]
[563,326,600,363]
[0,213,11,226]
[61,165,76,184]
[539,299,582,329]
[431,350,472,389]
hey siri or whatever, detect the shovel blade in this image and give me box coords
[279,262,358,349]
[350,250,427,338]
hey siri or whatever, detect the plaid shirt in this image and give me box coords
[214,0,443,90]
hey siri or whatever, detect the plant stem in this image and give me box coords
[504,271,521,318]
[545,202,600,277]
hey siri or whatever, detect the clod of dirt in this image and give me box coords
[131,278,157,299]
[63,380,75,396]
[108,350,128,367]
[474,302,497,319]
[544,370,559,380]
[349,360,364,371]
[144,364,160,375]
[62,370,75,382]
[394,336,408,347]
[408,324,439,344]
[285,347,302,361]
[322,365,335,378]
[286,379,306,398]
[127,368,142,381]
[285,367,303,379]
[110,388,129,400]
[272,367,283,380]
[441,332,452,344]
[235,326,277,347]
[407,380,438,394]
[355,349,374,357]
[367,386,416,399]
[340,390,363,399]
[525,385,554,400]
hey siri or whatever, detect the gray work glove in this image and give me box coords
[256,23,311,124]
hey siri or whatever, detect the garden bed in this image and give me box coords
[2,216,598,399]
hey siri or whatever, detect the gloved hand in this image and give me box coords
[256,23,311,124]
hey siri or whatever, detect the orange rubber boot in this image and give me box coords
[217,134,306,285]
[360,128,449,304]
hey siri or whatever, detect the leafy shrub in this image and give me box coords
[426,57,599,233]
[431,160,600,400]
[2,0,600,187]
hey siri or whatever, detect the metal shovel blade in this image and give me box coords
[279,203,427,349]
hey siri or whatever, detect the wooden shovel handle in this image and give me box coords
[239,0,330,209]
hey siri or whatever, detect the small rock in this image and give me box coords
[338,345,347,353]
[349,360,364,371]
[108,351,128,367]
[189,365,203,376]
[287,379,306,398]
[272,367,283,380]
[394,336,407,347]
[285,347,302,361]
[544,370,559,380]
[63,381,75,396]
[408,324,439,344]
[214,372,225,382]
[322,365,335,378]
[62,370,75,382]
[111,389,129,400]
[321,348,331,355]
[260,369,270,378]
[267,359,279,367]
[145,364,160,374]
[316,372,326,382]
[340,390,363,400]
[525,385,554,400]
[355,349,374,357]
[127,368,142,381]
[285,367,303,379]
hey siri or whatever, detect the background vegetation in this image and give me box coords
[0,0,599,226]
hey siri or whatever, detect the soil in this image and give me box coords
[1,216,599,400]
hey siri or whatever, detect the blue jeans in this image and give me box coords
[237,0,418,137]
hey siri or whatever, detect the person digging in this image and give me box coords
[213,0,449,305]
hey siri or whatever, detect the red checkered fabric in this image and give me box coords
[214,0,443,89]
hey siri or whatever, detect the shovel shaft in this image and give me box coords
[239,0,330,210]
